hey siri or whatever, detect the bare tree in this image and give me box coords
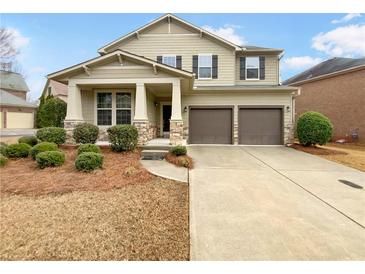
[0,28,18,59]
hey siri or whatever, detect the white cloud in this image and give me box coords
[282,56,323,70]
[7,28,30,49]
[312,24,365,57]
[202,24,246,45]
[331,13,361,24]
[30,66,46,74]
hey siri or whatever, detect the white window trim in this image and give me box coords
[198,54,212,80]
[162,55,176,68]
[245,56,260,81]
[94,89,134,128]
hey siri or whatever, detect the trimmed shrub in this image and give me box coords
[75,152,103,172]
[0,143,7,156]
[171,145,187,156]
[36,150,65,169]
[5,143,31,158]
[36,127,66,145]
[73,123,99,144]
[0,154,8,167]
[36,97,67,128]
[30,142,58,160]
[18,136,38,146]
[296,111,333,146]
[77,144,101,155]
[107,125,138,152]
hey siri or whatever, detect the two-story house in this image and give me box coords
[48,14,299,145]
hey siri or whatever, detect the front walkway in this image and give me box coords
[189,146,365,260]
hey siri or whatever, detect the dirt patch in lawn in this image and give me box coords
[291,143,365,172]
[0,179,189,260]
[0,147,155,196]
[165,153,194,169]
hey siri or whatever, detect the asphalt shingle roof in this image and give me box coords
[283,57,365,85]
[0,89,36,108]
[0,70,29,92]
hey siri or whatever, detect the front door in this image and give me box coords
[162,105,172,135]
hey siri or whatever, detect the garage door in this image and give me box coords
[189,107,232,144]
[7,112,34,129]
[239,108,282,145]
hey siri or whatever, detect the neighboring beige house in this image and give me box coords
[283,57,365,142]
[0,70,37,129]
[48,14,299,145]
[41,79,68,102]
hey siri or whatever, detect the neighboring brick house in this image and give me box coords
[0,70,37,129]
[283,57,365,142]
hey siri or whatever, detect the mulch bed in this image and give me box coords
[290,143,347,155]
[165,153,194,169]
[0,147,155,196]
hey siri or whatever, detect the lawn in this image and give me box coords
[0,147,189,260]
[291,142,365,172]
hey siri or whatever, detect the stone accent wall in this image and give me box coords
[170,120,184,145]
[284,122,294,145]
[63,120,84,144]
[133,120,157,145]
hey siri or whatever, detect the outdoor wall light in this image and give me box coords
[154,102,158,108]
[286,105,290,112]
[184,106,188,112]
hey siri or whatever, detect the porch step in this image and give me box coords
[140,145,173,151]
[141,149,169,160]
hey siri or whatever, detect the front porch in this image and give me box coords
[64,78,185,146]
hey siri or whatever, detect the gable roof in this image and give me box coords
[0,89,36,108]
[283,57,365,85]
[0,70,29,92]
[98,13,242,54]
[41,79,68,99]
[48,49,194,82]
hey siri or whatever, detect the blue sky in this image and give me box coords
[2,13,364,100]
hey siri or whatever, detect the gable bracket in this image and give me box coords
[153,64,158,75]
[200,29,203,38]
[135,31,140,39]
[117,53,123,66]
[83,65,91,76]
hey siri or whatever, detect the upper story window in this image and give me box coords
[246,57,259,80]
[198,54,212,79]
[162,55,176,67]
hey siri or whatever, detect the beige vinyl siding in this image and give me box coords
[146,91,156,125]
[235,55,279,85]
[108,34,236,85]
[181,92,293,143]
[81,90,94,124]
[7,112,34,129]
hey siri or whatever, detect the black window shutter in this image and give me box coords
[192,55,198,79]
[212,55,218,79]
[176,55,182,69]
[157,56,162,63]
[259,56,265,80]
[240,57,246,80]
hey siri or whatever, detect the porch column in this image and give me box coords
[170,81,184,145]
[134,83,148,120]
[133,83,150,145]
[64,83,84,144]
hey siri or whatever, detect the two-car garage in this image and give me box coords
[188,106,283,145]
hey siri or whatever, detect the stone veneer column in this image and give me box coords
[133,83,150,145]
[64,83,84,144]
[169,81,183,145]
[170,120,184,145]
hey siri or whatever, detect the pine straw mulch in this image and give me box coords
[0,147,156,196]
[165,153,194,169]
[290,143,347,155]
[0,147,189,260]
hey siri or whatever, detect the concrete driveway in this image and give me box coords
[189,146,365,260]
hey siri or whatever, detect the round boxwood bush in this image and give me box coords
[0,154,8,167]
[36,127,66,145]
[0,143,8,156]
[73,123,99,144]
[36,150,65,169]
[18,136,38,146]
[30,142,59,160]
[171,145,187,156]
[107,125,138,152]
[77,144,101,155]
[5,143,31,158]
[297,111,333,146]
[75,152,103,172]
